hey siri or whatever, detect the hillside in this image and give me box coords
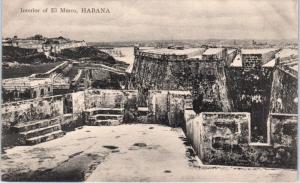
[2,62,63,79]
[54,46,117,65]
[2,46,129,83]
[3,46,128,67]
[2,46,53,63]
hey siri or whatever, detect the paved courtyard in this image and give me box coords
[1,124,297,182]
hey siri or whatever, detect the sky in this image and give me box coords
[3,0,298,42]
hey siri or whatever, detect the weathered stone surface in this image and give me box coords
[60,113,84,131]
[226,67,273,142]
[91,114,123,120]
[123,90,138,123]
[147,90,192,127]
[84,89,125,109]
[9,116,65,145]
[269,114,297,148]
[12,117,61,132]
[148,90,169,124]
[19,124,61,139]
[186,112,297,168]
[26,130,65,145]
[2,95,64,126]
[84,107,124,126]
[72,91,86,113]
[269,68,297,114]
[131,51,232,112]
[90,120,121,126]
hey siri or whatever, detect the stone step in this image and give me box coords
[90,114,124,120]
[26,130,65,145]
[20,124,61,139]
[138,107,149,116]
[84,107,124,116]
[12,118,61,133]
[89,120,121,126]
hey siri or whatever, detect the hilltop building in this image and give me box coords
[2,35,87,53]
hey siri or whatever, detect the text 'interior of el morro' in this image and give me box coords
[1,34,298,181]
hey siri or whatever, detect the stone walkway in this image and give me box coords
[1,124,297,182]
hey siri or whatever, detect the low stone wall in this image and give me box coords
[148,90,192,127]
[185,112,297,168]
[269,113,297,150]
[1,95,65,147]
[2,95,64,127]
[72,91,85,113]
[52,91,86,131]
[84,89,139,123]
[123,90,139,123]
[1,90,142,148]
[84,89,125,109]
[148,90,169,124]
[60,113,85,131]
[1,90,139,129]
[168,91,192,128]
[186,112,250,165]
[83,89,192,126]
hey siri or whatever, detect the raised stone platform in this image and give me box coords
[12,117,65,145]
[26,130,65,145]
[84,108,124,126]
[12,118,61,132]
[84,107,124,115]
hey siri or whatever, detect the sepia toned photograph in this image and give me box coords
[1,0,298,182]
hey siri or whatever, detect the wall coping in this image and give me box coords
[85,89,138,92]
[269,113,298,117]
[2,94,65,107]
[249,142,272,147]
[201,112,250,115]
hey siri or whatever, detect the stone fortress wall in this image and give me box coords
[2,87,296,168]
[129,46,297,168]
[1,46,297,169]
[131,47,232,112]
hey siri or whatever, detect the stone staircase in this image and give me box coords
[11,117,65,145]
[84,107,124,126]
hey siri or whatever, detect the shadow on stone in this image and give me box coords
[133,143,147,147]
[102,145,119,150]
[164,170,172,173]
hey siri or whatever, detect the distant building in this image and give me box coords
[276,49,298,78]
[2,38,13,46]
[2,35,87,53]
[202,48,226,60]
[2,77,53,102]
[241,48,279,69]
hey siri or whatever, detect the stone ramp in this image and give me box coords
[84,107,124,126]
[12,117,65,145]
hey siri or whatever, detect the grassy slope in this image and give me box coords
[2,62,63,79]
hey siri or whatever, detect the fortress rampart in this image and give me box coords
[1,46,298,169]
[131,47,232,112]
[131,46,298,143]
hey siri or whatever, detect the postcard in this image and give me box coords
[1,0,298,182]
